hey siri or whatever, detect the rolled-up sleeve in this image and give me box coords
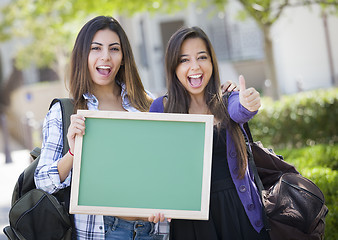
[34,102,72,194]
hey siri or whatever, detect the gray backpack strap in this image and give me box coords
[3,225,16,240]
[49,98,76,239]
[49,98,74,156]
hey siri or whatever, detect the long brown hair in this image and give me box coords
[164,26,248,179]
[69,16,152,111]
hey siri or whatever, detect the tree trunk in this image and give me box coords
[322,11,336,87]
[263,25,281,100]
[55,47,68,94]
[0,49,13,163]
[1,113,12,164]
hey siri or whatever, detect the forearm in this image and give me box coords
[228,92,257,124]
[57,151,74,182]
[35,154,72,193]
[35,102,72,193]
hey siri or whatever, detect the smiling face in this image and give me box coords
[88,28,123,89]
[175,37,213,98]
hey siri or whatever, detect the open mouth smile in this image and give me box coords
[96,65,112,76]
[188,74,203,88]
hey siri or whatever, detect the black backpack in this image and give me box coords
[3,98,75,240]
[244,123,328,240]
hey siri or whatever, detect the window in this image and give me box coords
[208,15,264,62]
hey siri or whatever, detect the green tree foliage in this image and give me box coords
[0,0,188,76]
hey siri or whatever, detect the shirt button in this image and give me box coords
[230,151,237,158]
[247,203,255,211]
[239,185,246,193]
[93,99,97,103]
[255,220,263,227]
[99,226,103,230]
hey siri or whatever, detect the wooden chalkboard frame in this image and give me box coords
[70,110,214,220]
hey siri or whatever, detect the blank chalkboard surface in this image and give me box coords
[70,110,214,220]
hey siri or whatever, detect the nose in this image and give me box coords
[190,59,200,71]
[101,49,111,61]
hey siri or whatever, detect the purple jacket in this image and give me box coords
[149,92,264,233]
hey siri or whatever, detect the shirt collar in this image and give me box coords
[82,82,144,112]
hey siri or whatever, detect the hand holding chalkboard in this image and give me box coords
[148,213,167,223]
[67,114,86,155]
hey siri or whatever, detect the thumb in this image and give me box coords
[239,75,246,92]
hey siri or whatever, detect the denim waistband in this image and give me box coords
[211,178,235,193]
[103,216,154,233]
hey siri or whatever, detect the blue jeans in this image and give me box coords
[103,216,164,240]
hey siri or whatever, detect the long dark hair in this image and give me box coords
[69,16,152,111]
[164,26,247,179]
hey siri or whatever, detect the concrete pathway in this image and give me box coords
[0,128,30,240]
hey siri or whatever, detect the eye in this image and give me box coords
[198,55,208,60]
[179,58,189,63]
[91,46,100,51]
[110,47,120,51]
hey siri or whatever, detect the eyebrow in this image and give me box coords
[91,42,120,46]
[180,50,208,57]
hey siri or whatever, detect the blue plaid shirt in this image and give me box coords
[34,84,169,239]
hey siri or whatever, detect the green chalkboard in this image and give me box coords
[70,110,214,220]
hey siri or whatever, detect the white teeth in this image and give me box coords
[97,66,111,69]
[189,74,202,79]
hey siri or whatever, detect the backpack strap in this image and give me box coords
[244,123,271,233]
[242,123,265,197]
[50,98,76,239]
[243,122,253,143]
[49,98,74,156]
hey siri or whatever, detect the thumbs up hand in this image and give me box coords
[239,75,261,112]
